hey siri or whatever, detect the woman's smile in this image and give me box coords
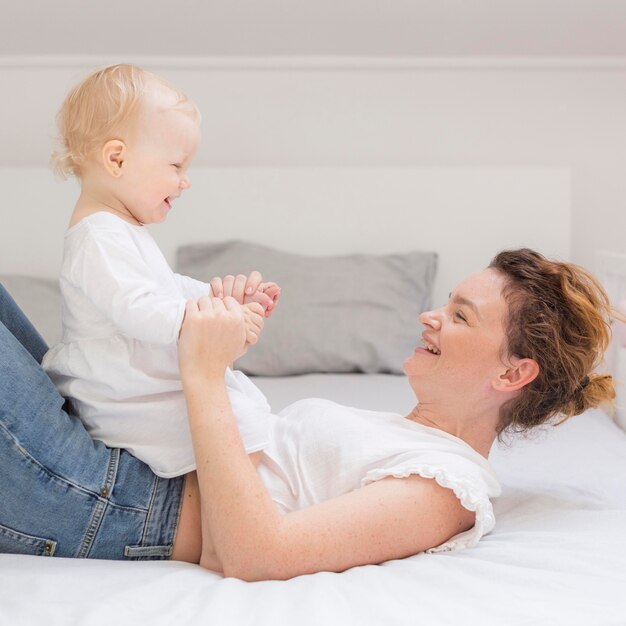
[421,334,441,355]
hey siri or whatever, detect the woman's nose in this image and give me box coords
[419,308,442,329]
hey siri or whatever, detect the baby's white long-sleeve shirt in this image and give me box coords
[42,212,271,477]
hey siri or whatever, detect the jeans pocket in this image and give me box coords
[0,522,57,556]
[124,544,173,560]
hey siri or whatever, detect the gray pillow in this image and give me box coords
[0,275,63,347]
[177,241,437,375]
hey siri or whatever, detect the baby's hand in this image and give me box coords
[246,282,281,318]
[241,302,265,351]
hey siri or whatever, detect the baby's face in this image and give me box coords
[118,104,201,225]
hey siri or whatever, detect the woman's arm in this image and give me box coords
[179,297,474,581]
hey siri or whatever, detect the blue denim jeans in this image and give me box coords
[0,283,184,559]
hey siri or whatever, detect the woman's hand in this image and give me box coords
[210,271,263,302]
[209,272,280,317]
[178,296,247,384]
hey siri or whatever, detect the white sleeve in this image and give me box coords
[361,451,500,553]
[225,368,272,452]
[68,230,185,345]
[173,273,211,300]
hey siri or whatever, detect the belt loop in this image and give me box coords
[100,447,120,499]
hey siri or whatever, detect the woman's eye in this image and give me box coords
[454,310,467,322]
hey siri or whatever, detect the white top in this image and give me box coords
[259,398,501,553]
[42,212,271,478]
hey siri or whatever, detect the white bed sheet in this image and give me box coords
[2,374,626,626]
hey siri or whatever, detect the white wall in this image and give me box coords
[0,58,625,271]
[0,166,570,309]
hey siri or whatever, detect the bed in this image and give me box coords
[1,376,625,625]
[1,168,625,625]
[2,258,626,625]
[3,414,626,626]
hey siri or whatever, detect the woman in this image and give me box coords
[172,248,616,579]
[0,249,615,578]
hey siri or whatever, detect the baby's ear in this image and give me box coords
[102,140,127,177]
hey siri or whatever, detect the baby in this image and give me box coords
[43,64,279,478]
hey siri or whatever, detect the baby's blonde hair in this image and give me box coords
[51,64,200,179]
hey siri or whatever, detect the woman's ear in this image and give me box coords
[101,140,127,177]
[493,357,539,393]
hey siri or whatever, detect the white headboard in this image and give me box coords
[1,166,570,308]
[153,166,571,307]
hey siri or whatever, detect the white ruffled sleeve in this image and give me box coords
[361,451,501,553]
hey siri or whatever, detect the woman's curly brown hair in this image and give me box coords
[489,248,615,435]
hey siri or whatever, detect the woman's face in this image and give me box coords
[403,268,511,402]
